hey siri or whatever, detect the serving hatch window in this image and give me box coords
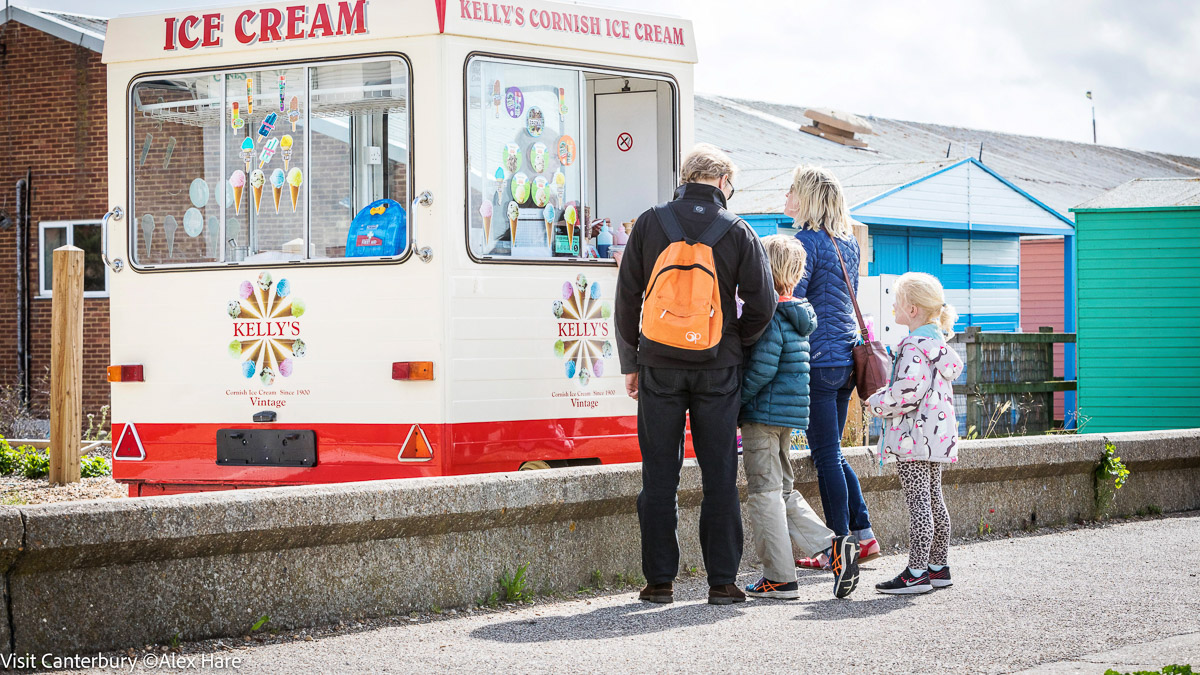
[129,56,410,268]
[466,56,677,263]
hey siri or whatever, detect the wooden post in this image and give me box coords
[964,326,982,436]
[50,245,84,485]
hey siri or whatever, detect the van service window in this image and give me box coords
[129,56,410,268]
[466,56,677,262]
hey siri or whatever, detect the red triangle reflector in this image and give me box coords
[113,423,146,461]
[397,425,433,462]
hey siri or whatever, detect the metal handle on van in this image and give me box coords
[102,206,124,273]
[411,191,433,263]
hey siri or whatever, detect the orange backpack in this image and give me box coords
[640,203,739,360]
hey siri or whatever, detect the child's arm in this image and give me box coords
[867,342,933,418]
[796,300,818,338]
[740,320,782,406]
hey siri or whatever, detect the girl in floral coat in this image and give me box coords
[867,272,963,595]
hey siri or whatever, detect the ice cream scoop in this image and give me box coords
[230,170,246,215]
[287,168,303,212]
[259,137,279,168]
[280,134,294,170]
[250,169,266,214]
[240,137,255,173]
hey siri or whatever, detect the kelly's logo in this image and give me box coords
[552,274,613,389]
[226,273,308,386]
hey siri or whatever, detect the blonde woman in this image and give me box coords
[786,165,881,572]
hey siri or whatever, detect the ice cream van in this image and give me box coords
[101,1,695,495]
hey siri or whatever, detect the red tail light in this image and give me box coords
[392,361,434,380]
[107,365,144,382]
[113,423,146,461]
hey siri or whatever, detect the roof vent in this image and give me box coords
[801,108,874,148]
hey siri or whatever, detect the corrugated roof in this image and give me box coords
[1073,178,1200,210]
[1,5,107,52]
[730,158,960,214]
[700,95,1200,218]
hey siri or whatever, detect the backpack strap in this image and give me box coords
[654,202,739,246]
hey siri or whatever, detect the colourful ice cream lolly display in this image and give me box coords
[287,168,303,212]
[270,168,286,214]
[288,96,300,131]
[558,87,567,121]
[492,80,501,118]
[257,112,277,143]
[280,135,294,170]
[230,102,245,131]
[259,137,279,168]
[240,137,255,173]
[245,77,253,136]
[229,170,246,215]
[278,75,286,112]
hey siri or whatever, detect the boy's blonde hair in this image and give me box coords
[894,272,958,339]
[762,234,807,295]
[681,143,737,184]
[789,165,854,239]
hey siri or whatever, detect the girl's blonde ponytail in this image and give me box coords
[894,272,957,339]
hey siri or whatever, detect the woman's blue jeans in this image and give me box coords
[806,365,872,538]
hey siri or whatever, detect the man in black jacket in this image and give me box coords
[615,144,776,605]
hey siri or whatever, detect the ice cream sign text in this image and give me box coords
[163,0,367,51]
[457,2,687,46]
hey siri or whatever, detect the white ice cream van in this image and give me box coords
[101,0,695,495]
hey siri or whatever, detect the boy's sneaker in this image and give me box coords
[638,582,674,604]
[830,535,860,599]
[744,577,800,599]
[875,568,933,595]
[857,538,881,562]
[796,552,830,570]
[929,566,953,588]
[708,584,747,605]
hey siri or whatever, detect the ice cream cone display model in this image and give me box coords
[256,112,277,144]
[280,135,294,170]
[140,214,155,253]
[240,137,254,173]
[492,80,501,118]
[506,201,519,241]
[164,214,179,257]
[287,96,300,131]
[287,168,303,212]
[229,170,246,215]
[493,166,506,203]
[259,137,279,168]
[270,168,285,214]
[250,169,266,215]
[543,204,555,249]
[553,168,565,202]
[565,203,578,254]
[479,200,493,245]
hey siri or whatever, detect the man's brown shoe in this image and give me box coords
[708,583,747,605]
[639,582,674,604]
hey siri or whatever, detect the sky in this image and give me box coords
[18,0,1200,156]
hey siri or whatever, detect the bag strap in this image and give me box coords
[825,228,869,338]
[654,202,736,247]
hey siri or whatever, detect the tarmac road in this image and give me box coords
[65,513,1200,674]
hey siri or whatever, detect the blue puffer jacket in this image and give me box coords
[739,299,818,430]
[793,228,860,368]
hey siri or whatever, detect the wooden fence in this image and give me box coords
[954,327,1076,437]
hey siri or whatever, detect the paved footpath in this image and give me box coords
[68,513,1199,674]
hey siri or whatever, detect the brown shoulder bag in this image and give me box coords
[826,230,890,397]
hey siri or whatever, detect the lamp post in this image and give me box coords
[1086,91,1096,144]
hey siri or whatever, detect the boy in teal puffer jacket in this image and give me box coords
[741,235,856,599]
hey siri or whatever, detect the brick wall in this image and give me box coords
[0,22,110,421]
